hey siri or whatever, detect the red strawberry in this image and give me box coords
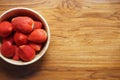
[2,35,14,44]
[0,21,13,37]
[28,29,47,43]
[12,16,34,34]
[19,45,35,62]
[1,41,15,57]
[29,43,42,51]
[14,32,28,46]
[34,21,42,29]
[12,46,19,60]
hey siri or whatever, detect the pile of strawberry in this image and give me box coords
[0,16,47,62]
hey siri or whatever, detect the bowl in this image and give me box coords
[0,7,50,65]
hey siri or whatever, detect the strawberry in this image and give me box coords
[0,21,13,37]
[12,46,19,60]
[12,16,34,34]
[19,45,35,62]
[14,32,28,46]
[34,21,42,29]
[29,43,42,51]
[1,41,15,57]
[28,29,47,43]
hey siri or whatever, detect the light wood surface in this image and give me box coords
[0,0,120,80]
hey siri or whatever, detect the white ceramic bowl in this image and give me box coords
[0,7,50,65]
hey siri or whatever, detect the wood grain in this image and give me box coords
[0,0,120,80]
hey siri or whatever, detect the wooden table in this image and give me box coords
[0,0,120,80]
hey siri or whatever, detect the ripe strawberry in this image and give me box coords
[12,46,19,60]
[34,21,42,29]
[19,45,35,62]
[0,21,13,37]
[14,32,28,46]
[1,41,15,57]
[28,29,47,43]
[29,43,42,51]
[12,16,34,34]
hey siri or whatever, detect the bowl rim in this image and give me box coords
[0,7,50,66]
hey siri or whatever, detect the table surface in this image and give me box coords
[0,0,120,80]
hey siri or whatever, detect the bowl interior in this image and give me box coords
[0,8,50,65]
